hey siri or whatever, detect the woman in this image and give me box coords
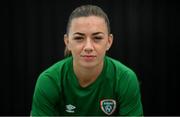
[31,5,143,116]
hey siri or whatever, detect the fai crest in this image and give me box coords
[100,99,116,115]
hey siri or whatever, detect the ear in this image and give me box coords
[64,34,71,50]
[106,34,113,51]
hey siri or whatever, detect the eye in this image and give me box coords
[73,36,84,41]
[93,36,103,42]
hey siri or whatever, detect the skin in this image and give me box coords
[64,16,113,87]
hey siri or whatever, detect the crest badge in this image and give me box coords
[100,99,116,115]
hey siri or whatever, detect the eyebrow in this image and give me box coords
[73,32,105,36]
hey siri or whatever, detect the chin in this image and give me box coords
[80,61,98,68]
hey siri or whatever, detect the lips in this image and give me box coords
[81,55,96,61]
[81,55,96,57]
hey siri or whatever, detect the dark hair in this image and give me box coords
[64,5,111,57]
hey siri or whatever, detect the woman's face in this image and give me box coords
[64,16,113,68]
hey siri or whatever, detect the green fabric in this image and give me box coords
[31,56,143,116]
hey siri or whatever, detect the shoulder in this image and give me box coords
[39,57,72,79]
[35,57,72,91]
[42,56,72,75]
[105,56,137,78]
[105,56,139,91]
[31,57,73,116]
[33,57,72,104]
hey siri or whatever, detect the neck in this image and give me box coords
[73,61,104,87]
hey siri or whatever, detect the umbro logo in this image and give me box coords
[65,104,76,113]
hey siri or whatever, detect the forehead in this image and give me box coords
[69,16,108,34]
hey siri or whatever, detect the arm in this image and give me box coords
[31,72,60,116]
[118,70,143,116]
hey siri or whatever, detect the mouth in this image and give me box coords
[81,55,96,61]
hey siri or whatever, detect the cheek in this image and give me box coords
[96,46,107,55]
[70,43,83,54]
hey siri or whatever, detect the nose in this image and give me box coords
[84,38,94,53]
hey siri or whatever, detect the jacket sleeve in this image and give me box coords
[117,70,143,116]
[31,72,60,116]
